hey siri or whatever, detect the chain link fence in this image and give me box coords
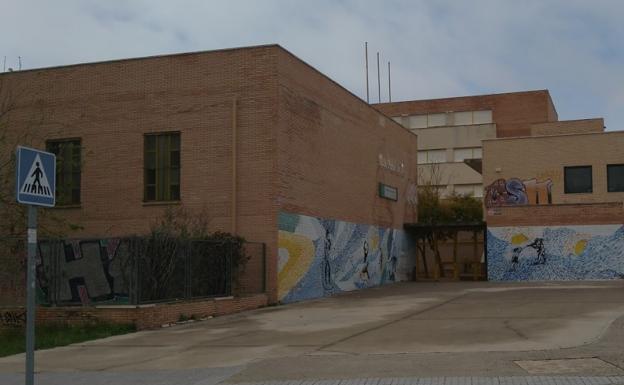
[0,236,266,308]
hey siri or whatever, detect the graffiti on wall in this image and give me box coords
[37,238,132,305]
[488,225,624,281]
[1,310,26,326]
[278,212,412,303]
[485,178,552,208]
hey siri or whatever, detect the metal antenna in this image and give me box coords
[3,56,5,72]
[376,52,381,103]
[388,61,392,102]
[365,42,369,103]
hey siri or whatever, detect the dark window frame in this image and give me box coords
[143,131,181,202]
[564,165,593,194]
[607,164,624,193]
[46,138,82,206]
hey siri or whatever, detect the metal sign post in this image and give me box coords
[16,146,56,385]
[26,206,37,385]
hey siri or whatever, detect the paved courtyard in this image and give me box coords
[1,281,624,384]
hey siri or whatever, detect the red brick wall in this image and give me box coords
[374,90,557,138]
[276,49,419,229]
[1,45,419,305]
[486,202,623,227]
[0,46,279,300]
[0,294,268,331]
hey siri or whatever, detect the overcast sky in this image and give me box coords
[2,0,623,129]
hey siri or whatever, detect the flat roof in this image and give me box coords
[482,129,624,142]
[373,89,551,106]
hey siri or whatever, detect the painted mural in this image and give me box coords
[488,225,624,281]
[278,212,412,303]
[485,178,552,208]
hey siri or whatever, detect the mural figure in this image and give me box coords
[485,178,552,208]
[360,240,370,281]
[528,238,546,265]
[322,228,333,291]
[510,247,522,271]
[508,238,546,272]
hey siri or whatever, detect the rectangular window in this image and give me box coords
[427,113,447,127]
[473,110,493,124]
[418,149,447,164]
[454,111,473,126]
[453,147,482,162]
[454,184,483,198]
[408,114,427,129]
[607,164,624,192]
[46,139,81,205]
[564,166,592,194]
[144,132,180,202]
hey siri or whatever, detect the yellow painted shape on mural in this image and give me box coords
[574,239,588,255]
[370,233,380,251]
[278,231,315,301]
[511,233,529,245]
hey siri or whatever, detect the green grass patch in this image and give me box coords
[0,322,136,357]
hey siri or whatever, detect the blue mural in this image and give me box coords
[278,212,412,303]
[488,225,624,281]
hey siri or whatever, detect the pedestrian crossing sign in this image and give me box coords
[16,146,56,207]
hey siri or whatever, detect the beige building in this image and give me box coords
[375,91,605,200]
[482,130,624,282]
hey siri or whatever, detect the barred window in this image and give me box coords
[46,139,81,205]
[144,132,180,202]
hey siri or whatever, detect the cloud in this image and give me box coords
[1,0,623,129]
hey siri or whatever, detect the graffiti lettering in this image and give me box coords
[1,310,26,326]
[38,238,132,305]
[485,178,552,208]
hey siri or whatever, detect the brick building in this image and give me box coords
[0,45,418,306]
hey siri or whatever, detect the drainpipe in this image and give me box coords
[231,97,238,235]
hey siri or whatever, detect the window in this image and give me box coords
[564,166,592,194]
[454,147,482,162]
[454,184,483,198]
[144,132,180,202]
[46,139,81,205]
[473,110,493,124]
[607,164,624,192]
[427,113,447,127]
[418,149,447,164]
[454,111,473,125]
[408,115,427,129]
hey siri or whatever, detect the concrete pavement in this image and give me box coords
[1,281,624,384]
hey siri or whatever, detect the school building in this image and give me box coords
[374,91,623,282]
[483,131,624,281]
[375,90,605,199]
[1,44,623,329]
[0,44,418,309]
